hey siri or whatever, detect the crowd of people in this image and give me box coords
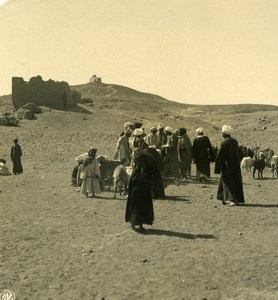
[72,122,244,232]
[113,121,216,181]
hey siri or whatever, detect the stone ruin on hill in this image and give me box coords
[12,76,80,109]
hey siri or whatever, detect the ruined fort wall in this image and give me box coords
[12,76,77,109]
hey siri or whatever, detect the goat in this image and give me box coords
[253,154,266,179]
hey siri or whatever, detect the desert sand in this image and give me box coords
[1,97,278,300]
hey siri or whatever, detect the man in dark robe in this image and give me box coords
[192,127,215,181]
[10,138,23,175]
[214,125,245,206]
[125,152,154,232]
[143,147,165,198]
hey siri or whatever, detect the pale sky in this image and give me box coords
[1,0,278,105]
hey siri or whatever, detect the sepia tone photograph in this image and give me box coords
[0,1,278,299]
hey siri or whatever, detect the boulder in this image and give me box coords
[22,102,42,114]
[0,116,19,126]
[0,162,11,176]
[15,108,36,120]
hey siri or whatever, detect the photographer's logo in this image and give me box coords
[0,290,15,300]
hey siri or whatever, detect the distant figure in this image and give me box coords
[162,126,180,178]
[114,129,132,165]
[157,125,167,150]
[178,127,193,178]
[144,126,159,149]
[10,138,23,175]
[130,128,149,164]
[214,125,244,206]
[192,127,215,181]
[71,160,83,187]
[125,152,154,232]
[77,148,101,198]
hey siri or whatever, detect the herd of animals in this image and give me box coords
[70,145,278,199]
[240,147,278,179]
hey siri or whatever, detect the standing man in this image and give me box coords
[192,127,215,181]
[10,138,23,175]
[178,127,193,179]
[114,129,132,165]
[214,125,244,206]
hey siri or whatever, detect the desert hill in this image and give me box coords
[1,83,278,161]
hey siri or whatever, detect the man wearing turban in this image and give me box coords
[214,125,244,206]
[192,128,215,181]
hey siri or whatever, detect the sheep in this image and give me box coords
[113,165,129,198]
[240,156,253,177]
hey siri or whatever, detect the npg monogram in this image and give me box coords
[0,290,15,300]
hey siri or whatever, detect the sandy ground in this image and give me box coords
[0,108,278,300]
[1,161,278,300]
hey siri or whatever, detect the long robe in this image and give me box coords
[162,133,180,178]
[192,135,214,177]
[10,144,23,174]
[178,133,193,177]
[79,158,101,195]
[143,148,165,198]
[125,167,154,226]
[214,137,244,203]
[114,135,131,164]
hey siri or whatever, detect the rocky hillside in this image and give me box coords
[1,83,278,155]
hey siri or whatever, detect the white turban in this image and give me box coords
[222,125,233,134]
[165,126,173,132]
[196,127,203,135]
[124,122,133,129]
[133,128,144,136]
[75,152,88,163]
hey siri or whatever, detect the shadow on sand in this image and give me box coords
[57,104,92,114]
[142,229,216,239]
[243,203,278,208]
[158,195,190,202]
[186,178,219,185]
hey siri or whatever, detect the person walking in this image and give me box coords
[10,138,23,175]
[214,125,245,206]
[192,127,215,181]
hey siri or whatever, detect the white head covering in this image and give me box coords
[165,126,173,132]
[157,123,164,130]
[133,128,144,136]
[222,125,233,134]
[196,127,203,135]
[124,122,133,129]
[75,152,88,163]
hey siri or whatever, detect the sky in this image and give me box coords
[1,0,278,105]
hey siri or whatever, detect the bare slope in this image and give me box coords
[1,82,278,152]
